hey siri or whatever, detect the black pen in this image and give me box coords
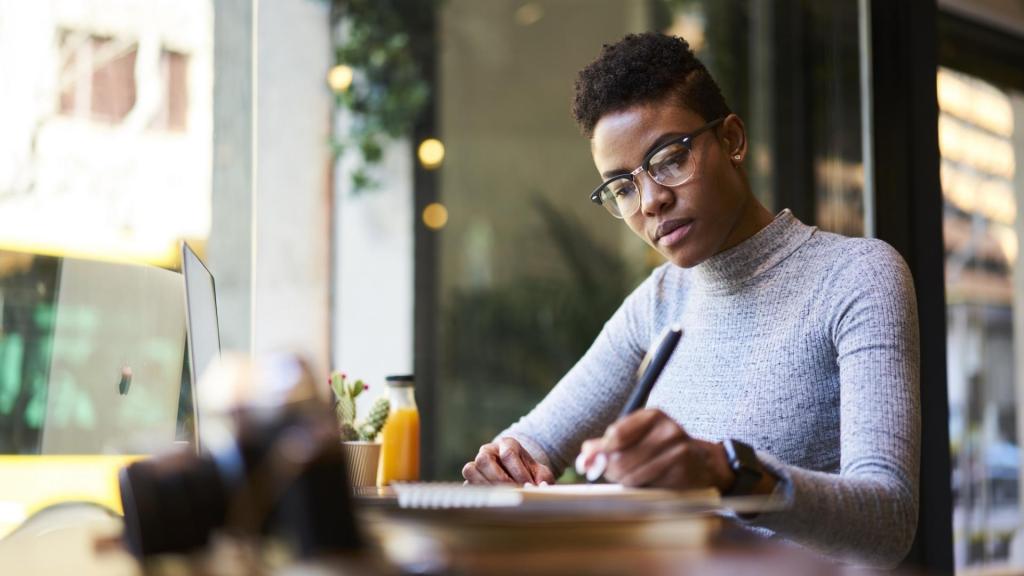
[581,325,683,483]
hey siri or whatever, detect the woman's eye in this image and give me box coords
[612,182,635,198]
[653,150,688,172]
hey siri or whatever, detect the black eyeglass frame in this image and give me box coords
[588,117,725,214]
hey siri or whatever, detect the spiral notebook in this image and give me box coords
[390,482,721,510]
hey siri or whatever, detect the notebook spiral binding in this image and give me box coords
[392,483,524,509]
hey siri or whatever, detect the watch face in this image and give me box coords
[724,439,763,496]
[726,439,756,465]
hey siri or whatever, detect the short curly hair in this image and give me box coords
[572,33,732,138]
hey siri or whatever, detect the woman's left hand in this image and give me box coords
[577,409,735,491]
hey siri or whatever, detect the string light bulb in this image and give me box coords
[327,65,354,93]
[417,138,445,170]
[422,203,448,230]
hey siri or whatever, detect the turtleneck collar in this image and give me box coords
[691,209,815,292]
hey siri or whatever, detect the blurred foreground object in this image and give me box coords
[118,354,361,559]
[0,504,137,576]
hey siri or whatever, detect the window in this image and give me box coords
[57,31,190,131]
[425,0,867,478]
[0,0,218,539]
[940,65,1023,569]
[58,32,139,123]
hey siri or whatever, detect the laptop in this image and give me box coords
[181,242,221,452]
[40,258,186,454]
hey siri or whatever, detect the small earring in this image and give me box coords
[733,154,741,160]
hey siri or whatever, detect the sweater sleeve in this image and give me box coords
[746,240,921,568]
[496,267,667,475]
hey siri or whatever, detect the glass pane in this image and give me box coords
[805,1,864,236]
[431,0,865,478]
[435,0,651,478]
[940,65,1022,569]
[0,0,220,538]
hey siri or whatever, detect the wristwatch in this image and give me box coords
[722,439,764,496]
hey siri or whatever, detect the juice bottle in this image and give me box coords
[377,375,420,486]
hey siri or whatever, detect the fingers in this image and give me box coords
[579,411,717,489]
[618,442,689,487]
[603,409,683,452]
[577,438,602,469]
[531,461,557,484]
[574,412,679,480]
[497,438,537,484]
[461,444,520,485]
[516,445,557,484]
[462,438,555,485]
[604,416,685,481]
[615,437,720,489]
[462,461,491,484]
[476,445,515,483]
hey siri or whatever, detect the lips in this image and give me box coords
[654,218,694,246]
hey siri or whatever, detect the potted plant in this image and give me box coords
[330,371,390,487]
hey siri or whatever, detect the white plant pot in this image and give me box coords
[342,441,381,487]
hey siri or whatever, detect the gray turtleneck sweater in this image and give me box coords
[500,210,920,568]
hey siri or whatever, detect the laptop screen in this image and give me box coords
[181,243,221,450]
[18,255,189,454]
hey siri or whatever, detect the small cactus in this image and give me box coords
[339,422,360,442]
[358,397,391,441]
[330,371,365,427]
[329,371,390,442]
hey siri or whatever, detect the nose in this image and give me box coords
[638,171,674,216]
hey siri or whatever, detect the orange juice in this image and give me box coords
[378,407,420,485]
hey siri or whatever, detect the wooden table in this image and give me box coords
[353,487,848,576]
[0,489,901,575]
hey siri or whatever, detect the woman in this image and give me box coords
[461,33,919,568]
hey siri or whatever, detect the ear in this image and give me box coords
[720,114,748,165]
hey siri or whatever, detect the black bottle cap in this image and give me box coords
[385,374,415,386]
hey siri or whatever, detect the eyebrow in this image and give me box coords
[599,132,689,179]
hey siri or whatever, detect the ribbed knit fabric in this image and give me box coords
[500,209,921,568]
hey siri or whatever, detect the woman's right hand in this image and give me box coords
[462,437,556,485]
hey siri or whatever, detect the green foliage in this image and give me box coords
[439,196,636,477]
[330,0,441,193]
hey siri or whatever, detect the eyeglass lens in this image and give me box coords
[597,142,693,218]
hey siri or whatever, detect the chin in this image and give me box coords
[662,226,730,268]
[664,248,705,269]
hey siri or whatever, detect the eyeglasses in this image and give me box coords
[589,118,724,219]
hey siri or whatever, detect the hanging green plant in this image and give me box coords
[329,0,440,194]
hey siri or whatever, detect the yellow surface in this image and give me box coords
[0,455,144,540]
[0,237,181,268]
[378,408,420,486]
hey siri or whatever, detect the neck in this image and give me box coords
[691,208,812,292]
[717,193,774,255]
